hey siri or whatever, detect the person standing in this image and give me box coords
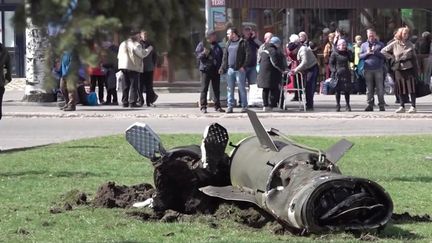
[299,31,310,47]
[417,31,432,82]
[59,51,79,111]
[330,39,354,111]
[381,27,419,113]
[323,33,335,79]
[88,43,106,104]
[257,37,286,111]
[138,30,158,107]
[360,29,386,111]
[102,42,119,105]
[195,30,224,113]
[242,26,262,85]
[290,40,319,111]
[257,32,273,64]
[219,27,250,113]
[0,42,11,120]
[353,35,366,94]
[117,30,153,108]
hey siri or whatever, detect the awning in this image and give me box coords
[225,0,432,9]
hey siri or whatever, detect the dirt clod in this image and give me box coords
[16,228,30,235]
[360,233,379,241]
[63,203,73,211]
[161,210,182,223]
[49,207,63,214]
[62,189,88,206]
[92,182,154,208]
[163,232,175,237]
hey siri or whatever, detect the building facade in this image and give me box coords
[208,0,432,46]
[0,0,24,77]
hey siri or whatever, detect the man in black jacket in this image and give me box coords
[138,30,158,107]
[195,31,224,113]
[219,27,250,113]
[243,26,262,85]
[0,43,11,120]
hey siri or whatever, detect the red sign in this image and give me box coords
[211,0,225,7]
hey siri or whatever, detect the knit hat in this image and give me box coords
[270,37,281,46]
[289,34,300,43]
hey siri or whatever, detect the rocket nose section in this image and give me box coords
[300,178,393,233]
[265,177,393,234]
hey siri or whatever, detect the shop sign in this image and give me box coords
[211,0,225,7]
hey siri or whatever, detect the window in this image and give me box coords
[4,11,15,47]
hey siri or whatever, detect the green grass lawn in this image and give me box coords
[0,134,431,242]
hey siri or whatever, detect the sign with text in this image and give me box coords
[211,0,225,7]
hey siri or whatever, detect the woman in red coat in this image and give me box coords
[88,43,106,104]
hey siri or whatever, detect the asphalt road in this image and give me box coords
[2,116,432,151]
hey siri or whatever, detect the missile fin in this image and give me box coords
[246,110,278,151]
[325,139,353,164]
[125,122,166,160]
[199,186,259,205]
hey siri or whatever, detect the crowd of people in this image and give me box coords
[56,30,159,111]
[196,25,432,113]
[1,26,431,117]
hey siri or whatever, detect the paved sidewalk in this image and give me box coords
[2,87,432,152]
[3,89,432,119]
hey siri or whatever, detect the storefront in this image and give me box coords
[0,0,24,77]
[222,0,432,45]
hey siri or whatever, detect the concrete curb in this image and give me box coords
[4,110,432,120]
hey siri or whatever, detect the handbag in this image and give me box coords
[399,60,413,70]
[415,77,431,98]
[248,84,263,107]
[328,77,338,89]
[87,92,99,106]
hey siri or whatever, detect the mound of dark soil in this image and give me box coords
[92,182,154,208]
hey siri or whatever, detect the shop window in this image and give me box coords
[263,9,273,27]
[4,11,14,47]
[3,0,24,3]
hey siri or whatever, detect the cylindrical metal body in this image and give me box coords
[230,135,393,233]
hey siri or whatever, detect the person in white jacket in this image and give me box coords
[118,31,153,107]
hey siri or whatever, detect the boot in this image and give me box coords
[346,104,351,112]
[336,104,341,112]
[63,105,76,111]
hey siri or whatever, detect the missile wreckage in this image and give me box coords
[125,110,393,235]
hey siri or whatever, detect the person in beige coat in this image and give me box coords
[381,27,419,113]
[117,31,153,107]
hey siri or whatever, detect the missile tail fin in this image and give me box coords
[325,139,353,164]
[246,110,278,151]
[125,122,166,160]
[199,186,259,206]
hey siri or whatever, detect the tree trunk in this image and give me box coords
[22,20,55,102]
